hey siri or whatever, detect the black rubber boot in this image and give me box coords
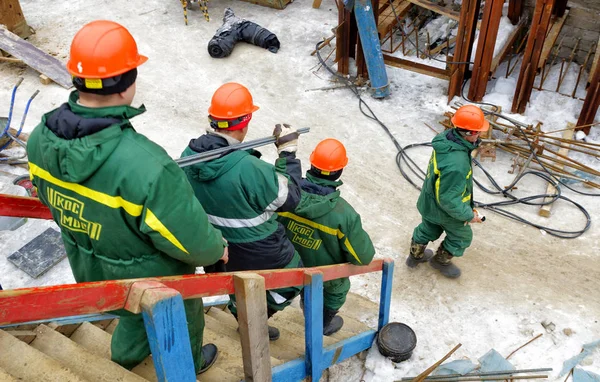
[323,309,344,336]
[197,343,218,374]
[429,245,461,278]
[267,308,280,341]
[406,239,434,268]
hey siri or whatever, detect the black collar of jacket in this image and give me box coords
[45,91,145,140]
[446,129,480,149]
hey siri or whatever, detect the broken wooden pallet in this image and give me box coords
[0,26,71,89]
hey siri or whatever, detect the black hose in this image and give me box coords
[315,41,593,239]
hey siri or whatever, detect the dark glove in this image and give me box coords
[273,123,299,154]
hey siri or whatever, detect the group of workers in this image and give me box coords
[23,20,485,374]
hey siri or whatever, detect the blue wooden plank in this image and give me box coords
[378,259,394,330]
[0,313,118,328]
[354,0,390,98]
[141,293,196,382]
[304,272,324,381]
[321,331,377,367]
[272,358,307,382]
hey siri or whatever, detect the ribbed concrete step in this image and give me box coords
[0,366,20,382]
[0,329,88,382]
[70,321,112,359]
[29,324,147,382]
[207,306,312,362]
[132,353,240,382]
[105,318,119,335]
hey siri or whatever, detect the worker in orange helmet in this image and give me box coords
[277,139,376,336]
[26,20,227,374]
[180,82,304,341]
[406,105,487,278]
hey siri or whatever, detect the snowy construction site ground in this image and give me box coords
[1,0,599,381]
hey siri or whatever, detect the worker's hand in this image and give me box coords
[273,123,299,154]
[220,246,229,264]
[469,215,483,224]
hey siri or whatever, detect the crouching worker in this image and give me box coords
[181,82,304,341]
[277,139,375,336]
[406,105,486,278]
[25,21,228,374]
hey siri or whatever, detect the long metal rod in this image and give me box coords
[175,127,310,167]
[402,375,548,382]
[400,368,553,381]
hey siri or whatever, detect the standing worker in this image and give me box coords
[180,82,304,341]
[406,105,486,278]
[26,20,228,374]
[277,139,375,335]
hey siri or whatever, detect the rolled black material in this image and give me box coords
[376,322,417,363]
[208,8,280,58]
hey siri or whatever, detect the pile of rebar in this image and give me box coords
[397,367,553,382]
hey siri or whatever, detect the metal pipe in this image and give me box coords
[176,127,310,167]
[557,38,581,92]
[399,369,552,382]
[556,59,566,92]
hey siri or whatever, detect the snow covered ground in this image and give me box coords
[1,0,599,380]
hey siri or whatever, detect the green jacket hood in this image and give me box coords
[432,129,477,154]
[181,137,252,182]
[39,91,146,183]
[295,173,342,219]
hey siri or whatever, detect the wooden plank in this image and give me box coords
[304,271,325,381]
[0,27,71,89]
[512,0,554,113]
[490,18,526,75]
[312,0,322,8]
[0,194,53,220]
[0,0,32,39]
[407,0,460,20]
[0,259,387,325]
[377,0,411,37]
[539,125,574,217]
[233,274,272,382]
[537,9,569,70]
[508,0,524,25]
[468,0,505,101]
[447,0,481,102]
[140,287,197,381]
[383,54,450,80]
[588,36,600,87]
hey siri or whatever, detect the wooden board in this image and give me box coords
[539,125,574,217]
[383,54,450,80]
[588,35,600,87]
[7,228,67,278]
[407,0,460,20]
[537,9,569,70]
[0,27,71,89]
[377,0,411,37]
[0,0,32,39]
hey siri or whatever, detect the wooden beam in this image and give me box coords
[406,0,460,20]
[377,0,411,37]
[537,9,569,71]
[577,58,600,135]
[234,274,272,382]
[383,54,450,80]
[588,36,600,87]
[511,0,554,114]
[0,259,387,325]
[508,0,524,25]
[0,195,53,220]
[312,0,323,8]
[0,0,32,39]
[447,0,481,102]
[539,125,574,217]
[490,18,526,75]
[468,0,505,102]
[336,3,351,75]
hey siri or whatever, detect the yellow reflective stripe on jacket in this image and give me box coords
[461,194,471,203]
[144,209,189,254]
[29,162,143,216]
[278,212,362,265]
[432,151,441,204]
[29,162,189,255]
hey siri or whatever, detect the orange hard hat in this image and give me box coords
[208,83,260,120]
[310,139,349,172]
[451,105,489,132]
[66,20,148,79]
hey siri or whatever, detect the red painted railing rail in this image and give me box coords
[0,194,52,220]
[0,260,387,325]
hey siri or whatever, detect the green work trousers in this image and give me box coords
[412,217,473,257]
[228,252,303,317]
[323,277,350,311]
[110,298,205,372]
